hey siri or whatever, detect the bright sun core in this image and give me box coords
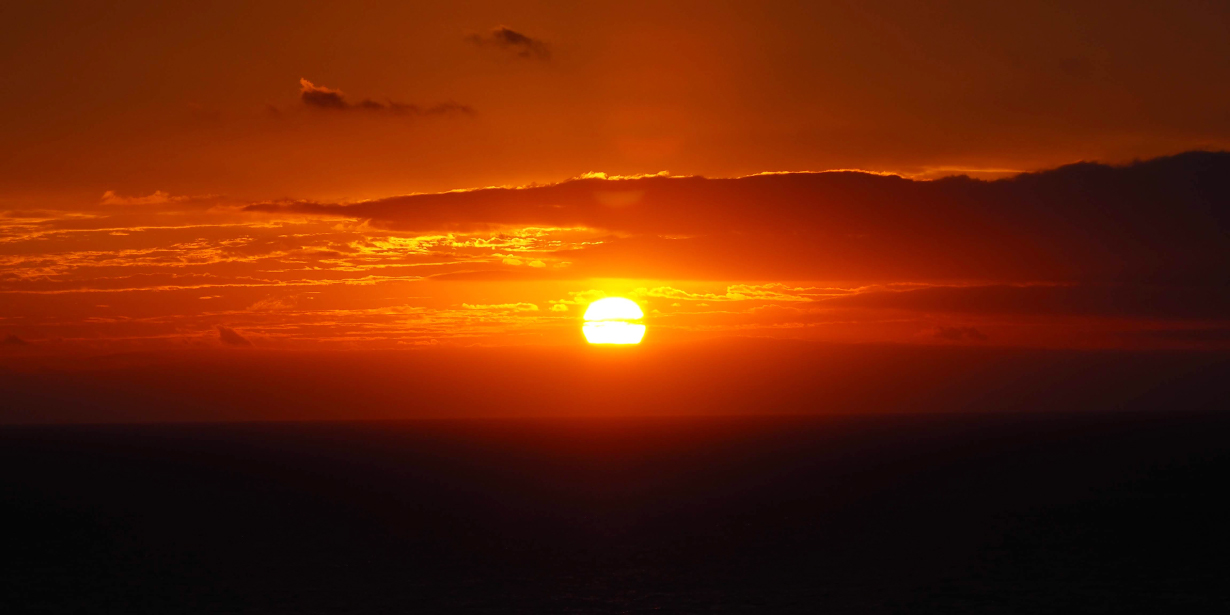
[582,297,646,344]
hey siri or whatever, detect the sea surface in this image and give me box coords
[2,411,1227,613]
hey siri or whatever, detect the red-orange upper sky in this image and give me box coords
[1,1,1228,360]
[4,0,1229,203]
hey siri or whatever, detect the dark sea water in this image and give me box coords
[2,412,1227,613]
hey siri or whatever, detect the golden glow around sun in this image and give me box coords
[582,297,646,344]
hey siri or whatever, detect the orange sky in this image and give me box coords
[3,1,1229,203]
[1,1,1229,361]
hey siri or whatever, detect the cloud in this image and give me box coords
[94,191,228,213]
[934,326,988,342]
[828,283,1230,321]
[241,151,1230,330]
[298,79,474,116]
[217,326,252,346]
[248,296,297,312]
[299,78,348,109]
[101,190,181,206]
[639,284,827,302]
[6,152,1227,350]
[245,151,1230,284]
[1,334,29,346]
[461,303,539,312]
[547,289,609,311]
[467,26,550,59]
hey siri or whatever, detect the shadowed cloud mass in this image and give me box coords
[249,152,1230,284]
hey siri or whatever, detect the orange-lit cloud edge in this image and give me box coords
[2,151,1227,356]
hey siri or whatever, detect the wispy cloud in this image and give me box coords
[639,284,832,302]
[100,190,187,206]
[461,302,540,312]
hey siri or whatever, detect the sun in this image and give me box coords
[582,297,646,344]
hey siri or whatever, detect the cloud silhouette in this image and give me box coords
[1,334,29,347]
[247,151,1230,284]
[467,27,550,59]
[217,326,252,347]
[299,79,349,109]
[298,79,474,116]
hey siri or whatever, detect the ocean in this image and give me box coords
[2,411,1227,613]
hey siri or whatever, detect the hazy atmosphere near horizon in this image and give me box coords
[2,1,1228,612]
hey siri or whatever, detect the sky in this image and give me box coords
[1,1,1228,421]
[3,0,1229,203]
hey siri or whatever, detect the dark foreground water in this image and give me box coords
[2,412,1227,613]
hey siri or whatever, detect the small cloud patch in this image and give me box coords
[298,79,474,116]
[467,27,550,60]
[299,79,348,109]
[218,326,252,346]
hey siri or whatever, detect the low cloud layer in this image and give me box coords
[3,153,1227,352]
[250,151,1230,284]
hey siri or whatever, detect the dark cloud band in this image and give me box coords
[298,79,474,116]
[247,151,1230,285]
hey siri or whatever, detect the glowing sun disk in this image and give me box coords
[583,297,644,321]
[583,297,645,344]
